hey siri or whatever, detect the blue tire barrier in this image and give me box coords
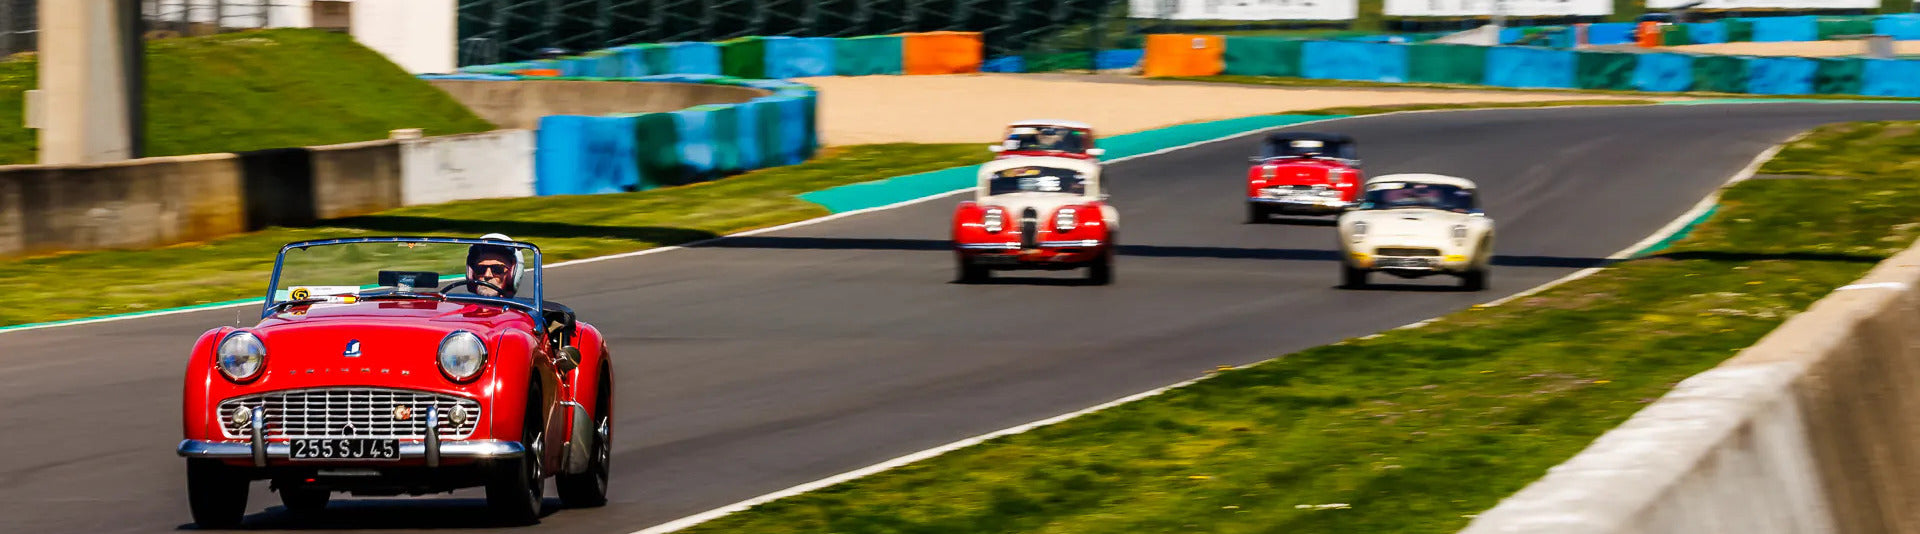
[1862,59,1920,97]
[1746,56,1817,95]
[1095,49,1145,70]
[1483,46,1575,89]
[1301,41,1408,83]
[981,56,1025,72]
[1633,53,1695,92]
[670,108,720,181]
[764,36,837,79]
[1750,15,1818,42]
[668,42,723,75]
[1875,14,1920,40]
[534,114,641,196]
[1585,22,1636,45]
[734,100,767,170]
[1685,22,1729,44]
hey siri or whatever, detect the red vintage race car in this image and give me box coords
[989,119,1106,160]
[176,235,614,527]
[952,155,1117,284]
[1246,132,1364,223]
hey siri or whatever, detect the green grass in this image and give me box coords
[1169,74,1920,102]
[0,28,493,164]
[668,123,1920,533]
[0,143,988,327]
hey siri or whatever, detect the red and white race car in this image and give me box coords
[952,155,1117,284]
[989,119,1106,160]
[1246,132,1364,223]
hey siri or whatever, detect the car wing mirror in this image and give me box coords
[557,346,581,373]
[988,145,1006,153]
[1087,148,1106,156]
[1248,156,1262,164]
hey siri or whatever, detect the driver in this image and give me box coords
[465,233,523,298]
[1035,128,1067,150]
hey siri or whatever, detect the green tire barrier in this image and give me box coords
[1817,16,1878,40]
[1023,51,1092,72]
[1662,25,1693,46]
[1406,43,1486,85]
[1692,55,1750,94]
[631,111,686,190]
[1815,57,1866,95]
[1725,18,1756,42]
[834,35,903,76]
[1576,51,1638,91]
[1223,37,1304,77]
[720,37,768,79]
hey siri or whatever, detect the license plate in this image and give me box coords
[1378,257,1433,268]
[290,438,400,460]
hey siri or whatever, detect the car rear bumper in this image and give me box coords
[1250,196,1350,211]
[957,240,1107,267]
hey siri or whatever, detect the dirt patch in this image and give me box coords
[1661,40,1920,57]
[793,73,1669,145]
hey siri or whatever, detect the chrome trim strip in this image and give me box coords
[1038,240,1103,248]
[1249,197,1348,206]
[178,439,525,460]
[957,243,1020,250]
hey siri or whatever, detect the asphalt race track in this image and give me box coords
[2,103,1916,533]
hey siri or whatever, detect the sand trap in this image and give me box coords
[793,73,1670,145]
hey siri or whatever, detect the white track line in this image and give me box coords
[621,107,1806,534]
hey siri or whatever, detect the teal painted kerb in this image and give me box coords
[1660,98,1920,105]
[1633,204,1720,258]
[797,114,1350,213]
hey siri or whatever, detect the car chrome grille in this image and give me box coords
[218,387,481,440]
[1375,247,1442,257]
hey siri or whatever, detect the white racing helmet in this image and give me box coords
[466,233,525,294]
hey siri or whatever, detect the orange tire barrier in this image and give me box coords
[514,68,562,77]
[1142,34,1225,77]
[901,31,983,75]
[1635,21,1663,48]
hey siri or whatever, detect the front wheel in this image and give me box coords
[187,459,249,529]
[1086,246,1114,286]
[487,398,546,525]
[1460,269,1488,291]
[1341,265,1369,289]
[955,256,989,284]
[1246,203,1266,224]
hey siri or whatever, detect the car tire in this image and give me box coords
[187,459,249,529]
[278,485,331,515]
[558,367,612,508]
[1461,269,1488,291]
[955,257,989,284]
[1087,251,1113,285]
[1341,265,1368,289]
[1246,203,1266,224]
[488,394,546,525]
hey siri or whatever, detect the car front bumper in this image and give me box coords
[957,240,1107,267]
[1347,251,1473,273]
[1250,195,1350,211]
[178,439,523,463]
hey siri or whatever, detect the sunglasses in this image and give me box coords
[472,263,512,275]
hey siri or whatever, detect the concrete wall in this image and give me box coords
[429,80,772,130]
[309,139,403,220]
[400,129,536,206]
[1459,238,1920,534]
[0,154,244,255]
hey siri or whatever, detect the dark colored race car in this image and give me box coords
[1245,132,1364,223]
[176,235,614,527]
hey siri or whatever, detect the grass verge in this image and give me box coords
[1167,74,1920,103]
[0,144,989,327]
[666,123,1920,533]
[0,29,493,164]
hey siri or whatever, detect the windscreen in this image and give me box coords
[269,240,537,310]
[1357,182,1476,212]
[1004,127,1088,152]
[988,165,1089,196]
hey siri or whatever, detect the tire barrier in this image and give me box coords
[1148,14,1920,98]
[834,35,903,76]
[902,31,984,75]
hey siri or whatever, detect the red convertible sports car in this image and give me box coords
[1246,132,1364,223]
[176,235,614,527]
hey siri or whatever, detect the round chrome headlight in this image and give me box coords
[983,208,1005,233]
[216,331,266,382]
[438,330,489,382]
[1054,207,1077,232]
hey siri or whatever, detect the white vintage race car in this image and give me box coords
[951,155,1119,284]
[1335,173,1495,290]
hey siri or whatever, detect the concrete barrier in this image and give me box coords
[1460,237,1920,534]
[308,139,404,220]
[0,153,244,255]
[428,79,771,130]
[400,129,536,206]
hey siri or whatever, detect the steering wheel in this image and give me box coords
[439,279,507,295]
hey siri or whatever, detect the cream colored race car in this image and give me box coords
[1335,173,1494,290]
